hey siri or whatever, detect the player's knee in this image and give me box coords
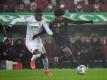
[33,49,40,55]
[40,54,46,59]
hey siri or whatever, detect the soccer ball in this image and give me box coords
[76,65,87,75]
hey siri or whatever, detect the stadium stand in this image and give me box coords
[0,0,107,12]
[0,0,107,69]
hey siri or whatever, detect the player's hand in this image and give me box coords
[7,24,13,29]
[7,24,12,30]
[9,24,13,28]
[32,35,38,40]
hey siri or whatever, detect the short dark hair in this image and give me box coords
[54,8,65,17]
[35,8,43,14]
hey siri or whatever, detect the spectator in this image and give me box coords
[49,0,57,5]
[85,37,92,67]
[7,36,15,46]
[49,0,61,10]
[7,0,16,12]
[20,3,25,11]
[101,37,107,59]
[49,0,61,6]
[30,0,37,12]
[13,39,28,68]
[90,36,102,67]
[3,3,9,12]
[74,2,84,12]
[59,0,65,8]
[47,4,53,11]
[100,37,107,67]
[76,37,87,65]
[0,0,7,12]
[36,0,48,11]
[74,0,88,5]
[68,36,78,63]
[93,1,102,12]
[13,39,25,60]
[0,42,3,61]
[23,0,30,11]
[2,38,14,60]
[16,0,25,12]
[53,56,59,68]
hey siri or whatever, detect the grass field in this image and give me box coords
[0,68,107,80]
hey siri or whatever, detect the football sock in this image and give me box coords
[42,57,49,71]
[31,54,41,61]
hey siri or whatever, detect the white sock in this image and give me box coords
[31,54,41,61]
[42,57,49,71]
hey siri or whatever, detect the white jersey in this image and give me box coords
[10,16,53,53]
[10,16,53,42]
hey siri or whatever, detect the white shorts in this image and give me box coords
[25,37,46,54]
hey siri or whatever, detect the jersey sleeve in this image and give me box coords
[10,17,28,26]
[42,20,53,35]
[65,18,93,24]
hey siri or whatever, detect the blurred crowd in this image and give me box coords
[0,37,31,68]
[0,35,107,68]
[40,35,107,68]
[0,0,107,13]
[0,0,107,68]
[67,36,107,67]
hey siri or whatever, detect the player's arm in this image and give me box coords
[7,17,28,32]
[9,17,27,26]
[32,27,46,40]
[33,22,53,40]
[66,18,93,24]
[6,17,28,36]
[72,20,93,24]
[42,21,53,35]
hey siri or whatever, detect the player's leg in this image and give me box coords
[29,45,53,76]
[25,41,41,69]
[59,43,72,54]
[40,54,48,70]
[30,49,41,69]
[59,43,77,63]
[40,53,53,76]
[41,46,53,76]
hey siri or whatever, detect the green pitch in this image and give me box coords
[0,68,107,80]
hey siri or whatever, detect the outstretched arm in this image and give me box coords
[6,17,28,37]
[10,17,27,26]
[42,21,53,35]
[32,27,46,40]
[8,17,28,31]
[33,22,54,40]
[66,18,93,24]
[71,20,93,24]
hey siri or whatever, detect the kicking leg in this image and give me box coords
[30,49,41,69]
[62,47,77,63]
[41,54,53,76]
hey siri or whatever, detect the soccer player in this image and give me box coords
[33,8,93,57]
[9,9,53,76]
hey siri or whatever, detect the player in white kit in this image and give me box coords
[9,9,53,76]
